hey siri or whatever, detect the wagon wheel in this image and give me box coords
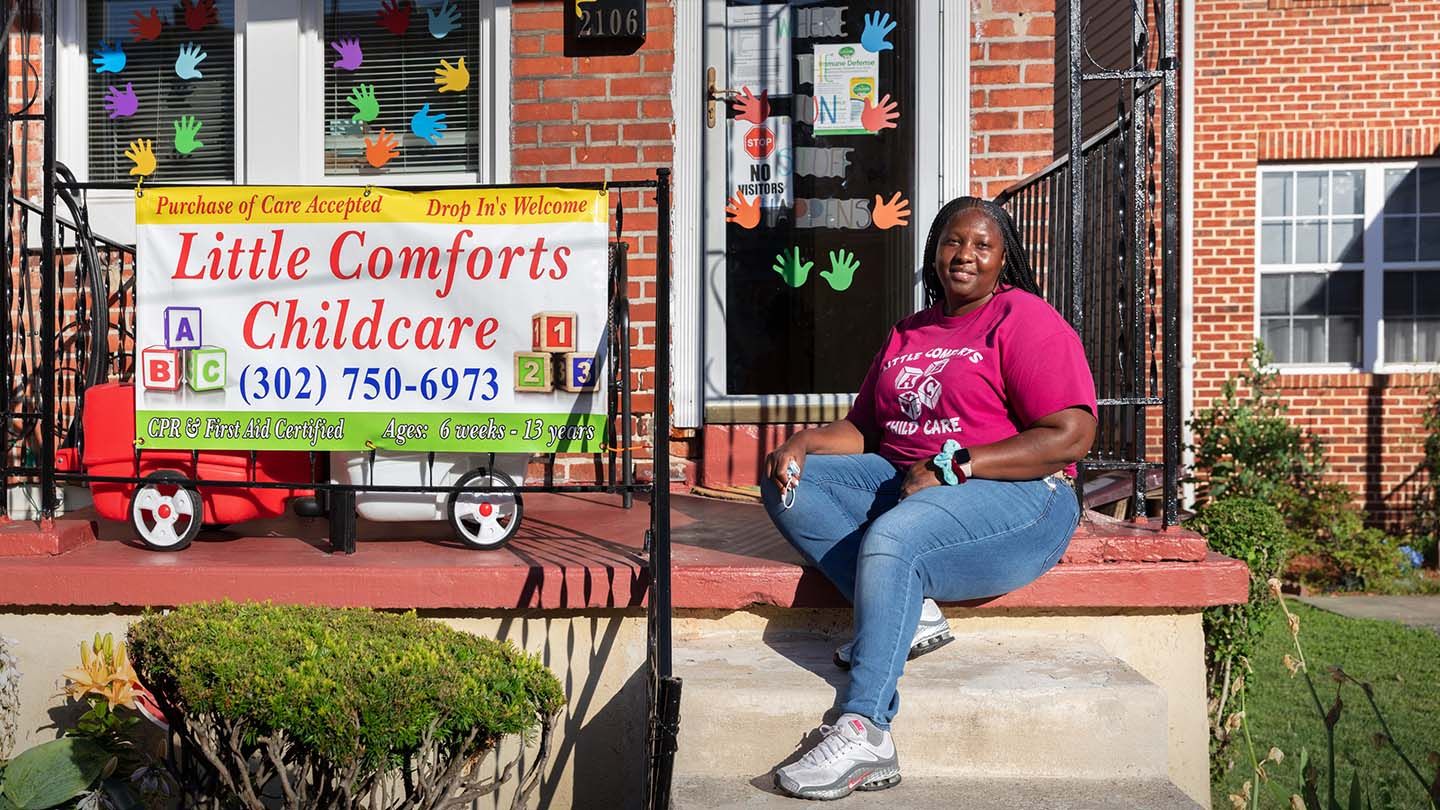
[129,471,203,551]
[447,468,523,550]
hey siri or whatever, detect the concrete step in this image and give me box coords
[674,630,1170,782]
[671,772,1203,801]
[672,775,1204,809]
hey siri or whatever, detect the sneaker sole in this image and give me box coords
[777,767,902,800]
[832,630,954,670]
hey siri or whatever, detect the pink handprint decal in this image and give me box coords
[103,83,139,119]
[330,38,363,71]
[731,87,770,125]
[377,0,412,36]
[861,94,900,133]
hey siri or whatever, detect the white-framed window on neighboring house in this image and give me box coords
[1256,161,1440,371]
[58,0,508,239]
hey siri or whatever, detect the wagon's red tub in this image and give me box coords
[55,382,313,550]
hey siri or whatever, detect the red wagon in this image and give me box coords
[55,383,313,551]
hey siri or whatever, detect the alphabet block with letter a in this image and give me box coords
[164,306,203,349]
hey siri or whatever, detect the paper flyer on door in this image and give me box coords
[133,185,610,453]
[812,43,880,135]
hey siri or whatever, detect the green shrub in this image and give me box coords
[127,602,564,809]
[1192,497,1292,706]
[1413,380,1440,567]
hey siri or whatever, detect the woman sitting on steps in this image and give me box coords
[761,196,1098,801]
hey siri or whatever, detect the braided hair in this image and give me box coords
[921,196,1040,309]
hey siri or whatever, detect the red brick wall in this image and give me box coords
[510,0,675,484]
[970,0,1057,199]
[1192,0,1440,518]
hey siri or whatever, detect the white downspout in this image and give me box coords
[1180,0,1196,508]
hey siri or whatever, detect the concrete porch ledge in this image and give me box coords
[0,493,1245,611]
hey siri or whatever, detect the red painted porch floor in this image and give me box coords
[0,494,1247,610]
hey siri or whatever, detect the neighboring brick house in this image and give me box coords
[1190,0,1440,526]
[24,0,1064,490]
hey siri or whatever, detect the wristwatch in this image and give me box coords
[949,446,973,483]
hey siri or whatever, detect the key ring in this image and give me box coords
[781,460,800,510]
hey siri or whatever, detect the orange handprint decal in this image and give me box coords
[731,87,770,125]
[365,129,399,169]
[873,192,910,230]
[861,94,900,133]
[725,193,761,229]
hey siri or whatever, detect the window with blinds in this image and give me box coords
[324,0,480,176]
[86,0,237,183]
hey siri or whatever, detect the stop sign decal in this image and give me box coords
[743,126,776,159]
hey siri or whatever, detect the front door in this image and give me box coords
[702,0,937,413]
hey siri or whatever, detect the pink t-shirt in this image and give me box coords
[846,287,1098,471]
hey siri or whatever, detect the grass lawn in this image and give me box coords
[1212,602,1440,809]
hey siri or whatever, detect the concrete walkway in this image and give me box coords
[1297,595,1440,635]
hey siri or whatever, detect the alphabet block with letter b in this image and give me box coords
[531,311,578,353]
[141,346,182,391]
[514,351,554,392]
[561,352,599,392]
[187,346,227,391]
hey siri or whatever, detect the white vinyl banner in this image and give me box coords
[133,186,610,452]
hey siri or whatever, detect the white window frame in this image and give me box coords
[1254,159,1440,374]
[55,0,510,243]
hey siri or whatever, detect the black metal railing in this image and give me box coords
[996,0,1180,527]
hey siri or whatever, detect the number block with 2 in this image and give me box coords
[514,351,554,392]
[532,311,578,353]
[562,352,599,392]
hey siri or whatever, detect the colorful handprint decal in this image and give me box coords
[331,38,364,71]
[873,193,910,230]
[182,0,217,31]
[175,43,207,80]
[103,84,139,119]
[410,104,448,145]
[365,129,399,168]
[129,8,163,41]
[731,87,770,125]
[821,250,860,292]
[347,84,381,123]
[861,12,896,53]
[725,193,761,229]
[92,41,126,73]
[124,139,156,177]
[427,0,460,38]
[378,0,412,36]
[772,247,813,289]
[173,115,205,155]
[861,95,900,133]
[434,57,469,93]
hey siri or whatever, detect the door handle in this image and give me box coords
[706,66,737,128]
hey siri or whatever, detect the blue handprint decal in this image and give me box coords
[860,12,896,53]
[92,40,126,74]
[427,0,460,39]
[410,104,448,145]
[175,43,207,80]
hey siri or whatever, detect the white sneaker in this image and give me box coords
[833,598,953,669]
[774,713,901,800]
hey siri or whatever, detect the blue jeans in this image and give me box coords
[761,453,1081,728]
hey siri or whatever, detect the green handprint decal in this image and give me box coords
[821,249,860,292]
[347,84,380,123]
[173,115,204,155]
[772,247,813,289]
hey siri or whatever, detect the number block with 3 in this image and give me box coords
[531,311,578,353]
[562,352,599,392]
[514,351,554,392]
[186,346,227,392]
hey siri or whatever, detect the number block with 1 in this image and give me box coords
[532,311,578,353]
